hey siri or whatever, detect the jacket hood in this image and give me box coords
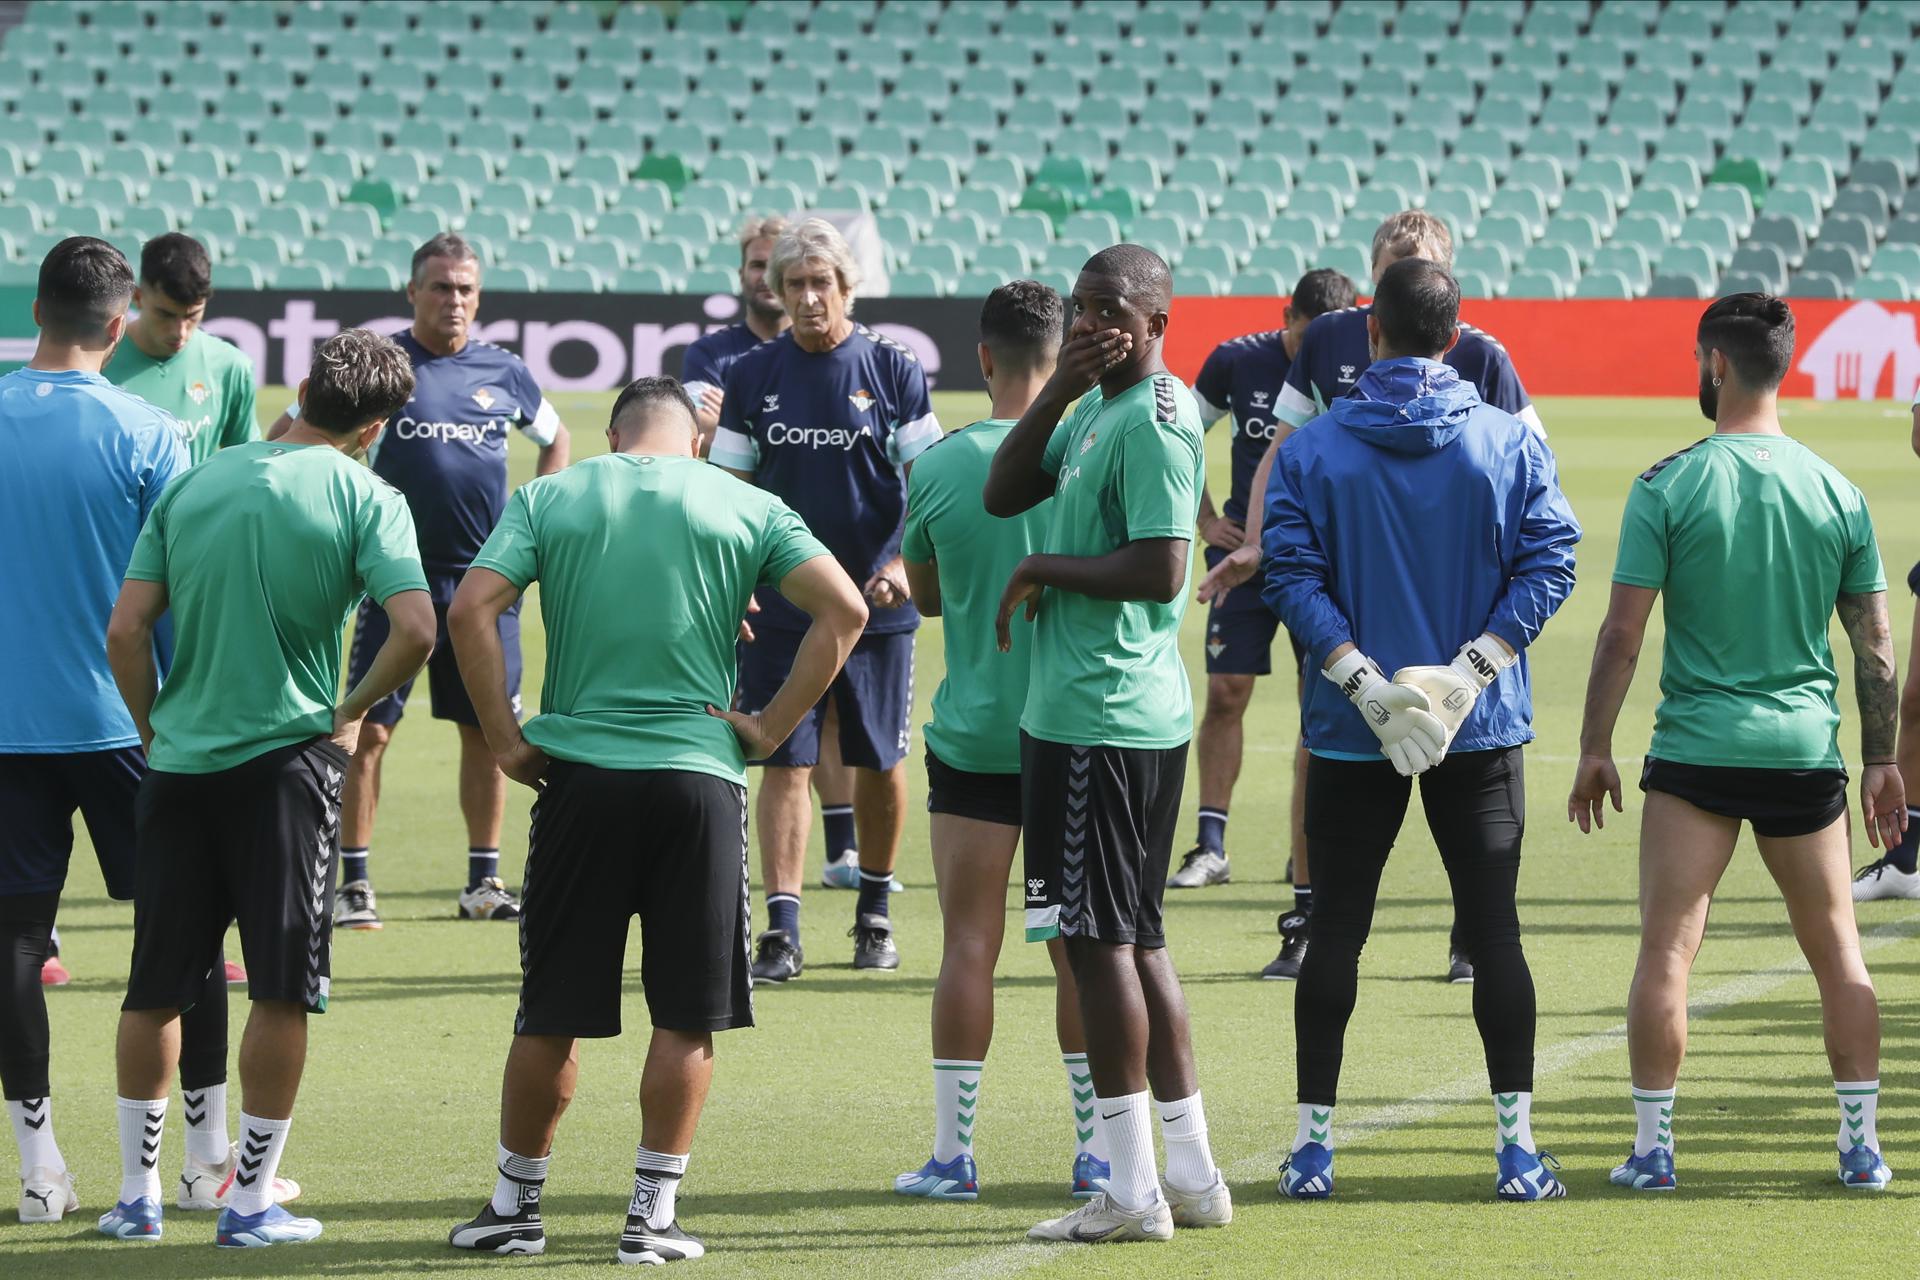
[1329,357,1481,455]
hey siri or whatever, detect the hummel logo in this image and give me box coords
[1251,389,1271,407]
[763,394,779,411]
[1339,364,1357,382]
[1028,878,1045,894]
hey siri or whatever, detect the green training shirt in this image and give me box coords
[1613,433,1885,770]
[105,329,258,465]
[471,453,829,786]
[126,440,427,773]
[903,420,1051,775]
[1019,373,1204,751]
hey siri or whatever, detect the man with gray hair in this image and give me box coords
[272,232,572,931]
[712,217,942,979]
[103,327,437,1247]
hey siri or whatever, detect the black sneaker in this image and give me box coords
[1446,951,1475,984]
[850,912,900,970]
[1260,912,1310,981]
[449,1200,546,1256]
[617,1217,706,1265]
[750,929,803,982]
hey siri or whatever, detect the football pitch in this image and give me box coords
[16,390,1920,1278]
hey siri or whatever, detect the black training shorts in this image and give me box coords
[124,737,347,1014]
[514,762,752,1038]
[1020,732,1187,948]
[1641,757,1849,838]
[925,748,1023,827]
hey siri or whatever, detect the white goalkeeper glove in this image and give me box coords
[1391,632,1518,747]
[1324,649,1448,777]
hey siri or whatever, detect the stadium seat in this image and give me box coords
[275,263,334,290]
[1573,270,1634,299]
[1648,270,1713,299]
[1787,270,1846,298]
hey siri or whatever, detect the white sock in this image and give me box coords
[1096,1091,1157,1211]
[227,1113,291,1216]
[1155,1092,1216,1193]
[181,1082,230,1164]
[492,1143,549,1215]
[1294,1101,1333,1151]
[932,1059,981,1163]
[631,1146,689,1229]
[1631,1085,1675,1157]
[1062,1054,1107,1162]
[116,1096,167,1204]
[8,1097,63,1176]
[1495,1090,1535,1153]
[1837,1080,1881,1152]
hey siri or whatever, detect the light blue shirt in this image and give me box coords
[0,367,186,752]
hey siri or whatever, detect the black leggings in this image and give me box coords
[1295,748,1535,1104]
[0,891,227,1099]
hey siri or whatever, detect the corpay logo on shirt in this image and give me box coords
[392,415,512,443]
[765,422,873,450]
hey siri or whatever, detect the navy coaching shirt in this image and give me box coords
[680,322,767,405]
[1193,328,1294,526]
[366,332,561,575]
[711,325,941,633]
[1275,306,1545,438]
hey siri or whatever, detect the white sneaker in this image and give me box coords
[333,879,383,930]
[20,1166,78,1222]
[178,1144,302,1210]
[1852,859,1920,902]
[1027,1191,1174,1243]
[1167,846,1231,889]
[458,876,522,921]
[1162,1172,1232,1227]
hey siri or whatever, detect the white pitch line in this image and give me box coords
[939,910,1920,1279]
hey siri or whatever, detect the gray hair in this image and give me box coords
[768,217,861,302]
[302,328,417,434]
[410,231,481,285]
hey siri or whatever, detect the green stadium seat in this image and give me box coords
[1804,243,1864,283]
[275,263,334,290]
[1485,186,1548,238]
[546,264,607,293]
[1129,213,1187,258]
[1540,211,1602,263]
[1786,270,1844,299]
[1178,243,1238,284]
[1764,187,1825,236]
[1817,214,1878,262]
[971,243,1032,278]
[1453,269,1497,299]
[1870,244,1920,284]
[1750,214,1809,269]
[1457,242,1513,283]
[1834,185,1895,234]
[1572,269,1634,298]
[214,262,266,290]
[486,264,541,292]
[1437,156,1497,204]
[1728,244,1790,291]
[637,153,694,193]
[1507,268,1568,299]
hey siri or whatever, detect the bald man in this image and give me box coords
[445,377,867,1263]
[984,245,1227,1244]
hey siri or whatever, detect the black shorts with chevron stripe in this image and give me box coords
[123,736,347,1016]
[1020,733,1187,949]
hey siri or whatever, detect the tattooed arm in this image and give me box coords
[1838,590,1907,849]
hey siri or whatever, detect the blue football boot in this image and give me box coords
[1278,1142,1334,1199]
[1496,1145,1567,1201]
[893,1153,979,1201]
[216,1202,323,1247]
[97,1197,163,1241]
[1609,1148,1677,1191]
[1839,1145,1893,1190]
[1070,1151,1111,1200]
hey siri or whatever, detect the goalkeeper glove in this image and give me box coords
[1325,649,1448,777]
[1391,632,1518,747]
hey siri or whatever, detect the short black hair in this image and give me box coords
[1079,243,1173,311]
[138,232,212,305]
[302,329,416,434]
[411,231,480,285]
[979,279,1065,369]
[1289,268,1358,322]
[1370,257,1460,358]
[37,236,133,342]
[1698,292,1795,390]
[610,375,696,431]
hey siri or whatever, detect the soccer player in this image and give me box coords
[893,281,1108,1203]
[1202,212,1542,983]
[1569,294,1900,1193]
[105,232,258,465]
[1264,259,1579,1203]
[271,232,571,929]
[0,237,290,1226]
[712,218,941,978]
[1175,268,1358,984]
[443,378,866,1263]
[101,328,434,1247]
[984,245,1228,1244]
[682,214,876,892]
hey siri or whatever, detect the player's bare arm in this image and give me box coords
[983,329,1132,517]
[1837,589,1907,849]
[104,578,170,754]
[1567,583,1659,832]
[447,569,544,788]
[709,555,867,759]
[336,588,435,757]
[995,538,1187,652]
[1196,485,1243,551]
[534,422,571,477]
[902,557,941,617]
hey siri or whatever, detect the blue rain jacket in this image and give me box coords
[1262,358,1581,759]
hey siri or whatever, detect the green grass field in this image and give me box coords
[14,391,1920,1278]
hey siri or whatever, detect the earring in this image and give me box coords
[1712,377,1722,387]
